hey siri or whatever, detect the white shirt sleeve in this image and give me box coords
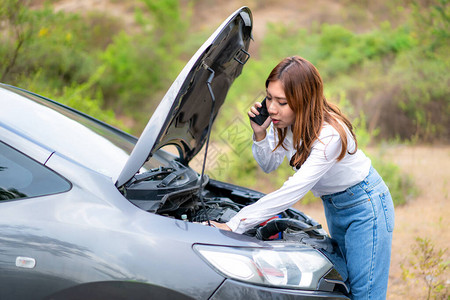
[252,126,288,173]
[227,127,342,234]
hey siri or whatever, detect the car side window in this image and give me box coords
[0,142,71,201]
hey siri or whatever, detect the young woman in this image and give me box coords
[211,56,395,299]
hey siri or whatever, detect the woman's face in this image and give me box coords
[266,80,295,129]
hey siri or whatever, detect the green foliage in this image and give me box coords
[99,31,166,111]
[0,0,127,128]
[0,1,117,88]
[2,0,446,142]
[338,96,416,206]
[258,0,449,142]
[51,66,123,128]
[17,66,124,129]
[341,97,415,206]
[261,21,416,79]
[385,0,450,141]
[99,0,192,115]
[137,0,191,51]
[392,49,449,140]
[371,154,416,206]
[0,0,193,132]
[401,237,449,299]
[410,0,450,52]
[0,0,36,82]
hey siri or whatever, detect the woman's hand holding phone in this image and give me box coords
[248,98,271,141]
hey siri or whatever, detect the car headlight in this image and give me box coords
[194,244,333,290]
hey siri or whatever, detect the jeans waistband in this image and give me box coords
[321,166,381,200]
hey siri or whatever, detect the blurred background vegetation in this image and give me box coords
[1,0,448,206]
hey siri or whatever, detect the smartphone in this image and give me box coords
[249,98,269,126]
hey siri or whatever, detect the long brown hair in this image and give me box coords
[266,56,357,169]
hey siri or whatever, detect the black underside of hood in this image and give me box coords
[116,7,252,187]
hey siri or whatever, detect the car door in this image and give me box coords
[0,141,73,299]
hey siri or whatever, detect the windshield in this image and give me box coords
[0,85,167,181]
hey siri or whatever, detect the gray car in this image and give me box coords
[0,7,350,300]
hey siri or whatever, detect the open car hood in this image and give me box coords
[116,7,252,188]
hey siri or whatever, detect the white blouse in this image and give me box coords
[226,124,371,234]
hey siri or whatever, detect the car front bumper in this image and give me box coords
[210,279,350,299]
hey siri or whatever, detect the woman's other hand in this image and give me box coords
[208,221,232,231]
[248,102,271,141]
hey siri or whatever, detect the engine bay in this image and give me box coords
[123,159,331,243]
[123,160,248,223]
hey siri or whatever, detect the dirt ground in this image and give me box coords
[296,145,450,299]
[382,145,449,299]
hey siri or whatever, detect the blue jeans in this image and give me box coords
[321,166,394,300]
